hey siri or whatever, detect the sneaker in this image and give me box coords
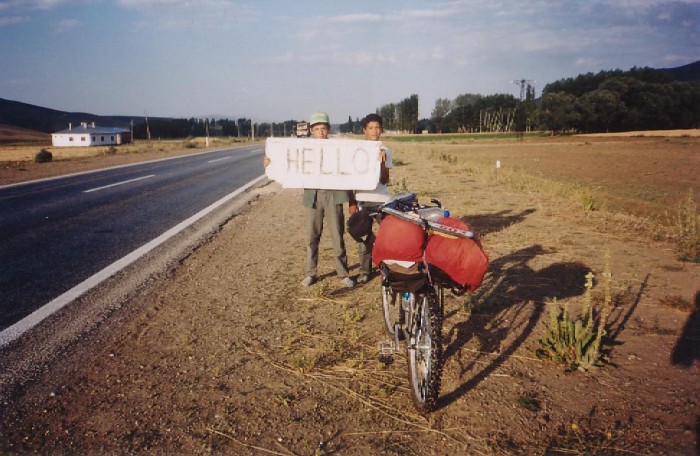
[357,274,369,284]
[342,277,355,288]
[301,276,316,286]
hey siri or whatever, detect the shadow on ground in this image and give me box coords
[671,291,700,367]
[440,243,589,409]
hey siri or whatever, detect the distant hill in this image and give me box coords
[659,60,700,82]
[0,98,145,134]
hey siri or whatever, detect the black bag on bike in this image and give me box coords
[348,209,373,244]
[380,262,427,293]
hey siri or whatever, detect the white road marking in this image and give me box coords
[83,174,155,193]
[208,156,233,163]
[0,174,267,349]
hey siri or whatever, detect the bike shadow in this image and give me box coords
[461,208,536,236]
[439,243,589,409]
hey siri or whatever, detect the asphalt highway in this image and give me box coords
[0,145,265,333]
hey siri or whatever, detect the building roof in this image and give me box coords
[53,124,129,135]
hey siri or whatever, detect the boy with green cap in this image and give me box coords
[264,112,354,288]
[301,112,354,288]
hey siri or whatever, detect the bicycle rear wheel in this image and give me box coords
[381,284,405,339]
[406,287,443,413]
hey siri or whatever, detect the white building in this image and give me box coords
[52,122,131,147]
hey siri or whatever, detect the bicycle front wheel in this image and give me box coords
[406,288,443,413]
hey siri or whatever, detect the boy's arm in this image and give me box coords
[348,192,359,215]
[379,148,390,185]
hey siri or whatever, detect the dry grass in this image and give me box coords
[383,135,699,255]
[0,136,254,163]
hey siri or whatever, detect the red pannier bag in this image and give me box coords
[425,217,489,291]
[372,214,426,267]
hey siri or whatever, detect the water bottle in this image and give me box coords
[417,207,448,222]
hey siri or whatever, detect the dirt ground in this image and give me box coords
[0,135,698,455]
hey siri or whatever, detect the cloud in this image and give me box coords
[329,9,452,24]
[329,8,453,24]
[55,17,80,31]
[329,13,383,23]
[0,15,27,26]
[113,0,257,30]
[0,77,31,88]
[0,0,76,11]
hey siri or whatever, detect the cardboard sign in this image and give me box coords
[265,138,382,190]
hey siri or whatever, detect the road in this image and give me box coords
[0,145,264,333]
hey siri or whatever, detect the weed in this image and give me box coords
[515,394,541,412]
[211,364,224,378]
[275,394,295,407]
[341,303,364,326]
[543,413,648,455]
[289,352,320,372]
[659,295,694,312]
[391,177,409,193]
[392,157,405,166]
[438,152,457,164]
[582,195,597,212]
[672,189,699,262]
[105,145,117,155]
[537,252,613,371]
[309,281,332,299]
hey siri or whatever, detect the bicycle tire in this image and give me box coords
[406,287,443,413]
[381,284,405,340]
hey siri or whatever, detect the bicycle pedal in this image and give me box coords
[378,340,397,354]
[378,354,394,365]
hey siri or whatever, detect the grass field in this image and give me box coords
[386,134,699,224]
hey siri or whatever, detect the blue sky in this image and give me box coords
[1,0,698,123]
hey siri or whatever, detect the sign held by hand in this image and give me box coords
[265,138,381,190]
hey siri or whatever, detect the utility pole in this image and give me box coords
[144,111,151,141]
[511,79,536,101]
[511,79,534,137]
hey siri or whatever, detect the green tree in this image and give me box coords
[538,92,578,134]
[575,89,623,132]
[431,98,452,133]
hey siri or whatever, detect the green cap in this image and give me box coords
[309,111,330,126]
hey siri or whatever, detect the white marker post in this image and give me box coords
[264,138,382,190]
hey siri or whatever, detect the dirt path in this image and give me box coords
[0,140,697,455]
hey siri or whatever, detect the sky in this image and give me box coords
[0,0,698,123]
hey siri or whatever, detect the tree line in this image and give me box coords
[538,67,699,133]
[423,66,698,134]
[132,118,304,140]
[130,65,698,139]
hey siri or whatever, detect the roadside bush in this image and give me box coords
[106,146,117,155]
[34,149,53,163]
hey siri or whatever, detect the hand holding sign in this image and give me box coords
[265,138,382,190]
